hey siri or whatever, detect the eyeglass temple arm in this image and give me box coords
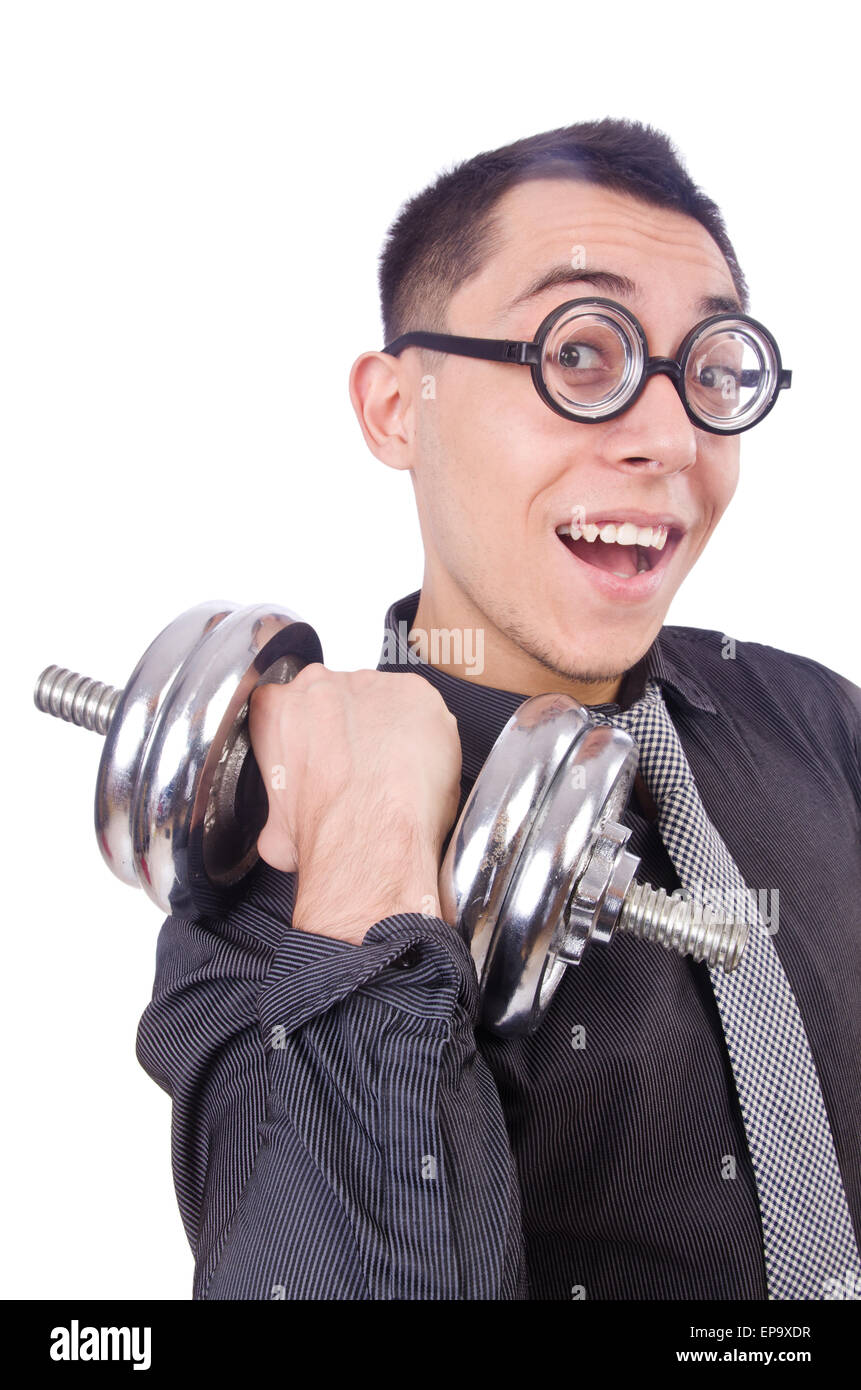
[382,331,541,366]
[738,368,792,389]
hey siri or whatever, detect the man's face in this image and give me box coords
[355,178,743,698]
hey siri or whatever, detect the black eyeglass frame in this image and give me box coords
[382,296,793,435]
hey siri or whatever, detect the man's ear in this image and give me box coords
[349,350,414,472]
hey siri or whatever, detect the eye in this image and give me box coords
[557,340,605,370]
[695,363,742,398]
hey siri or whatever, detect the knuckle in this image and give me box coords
[292,663,341,698]
[293,661,329,686]
[249,682,278,714]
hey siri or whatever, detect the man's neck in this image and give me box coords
[411,589,625,706]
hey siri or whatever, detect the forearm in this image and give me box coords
[137,888,527,1300]
[208,913,525,1299]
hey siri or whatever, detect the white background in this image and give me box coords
[2,1,858,1298]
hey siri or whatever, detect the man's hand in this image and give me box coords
[248,665,462,944]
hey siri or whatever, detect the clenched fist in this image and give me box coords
[248,664,463,944]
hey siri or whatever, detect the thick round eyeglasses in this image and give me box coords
[382,296,792,435]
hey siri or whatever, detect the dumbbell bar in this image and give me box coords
[34,602,748,1036]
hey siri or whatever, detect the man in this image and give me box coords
[137,119,861,1300]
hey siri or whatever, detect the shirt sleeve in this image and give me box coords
[136,890,528,1300]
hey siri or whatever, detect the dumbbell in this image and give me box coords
[35,602,324,921]
[33,601,748,1036]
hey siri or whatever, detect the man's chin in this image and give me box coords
[550,625,661,685]
[528,639,641,695]
[565,669,629,688]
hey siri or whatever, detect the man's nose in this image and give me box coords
[605,368,699,473]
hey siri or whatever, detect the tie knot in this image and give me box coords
[590,679,693,806]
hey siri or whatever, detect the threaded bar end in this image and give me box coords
[617,882,749,972]
[33,665,121,735]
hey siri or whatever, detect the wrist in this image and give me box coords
[291,888,441,944]
[289,804,446,943]
[291,860,442,945]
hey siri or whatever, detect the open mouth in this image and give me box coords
[555,519,684,592]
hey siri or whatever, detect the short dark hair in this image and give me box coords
[378,118,749,352]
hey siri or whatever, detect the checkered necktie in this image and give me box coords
[592,679,861,1301]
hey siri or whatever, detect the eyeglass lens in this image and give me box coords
[540,305,779,429]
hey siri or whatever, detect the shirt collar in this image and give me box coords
[377,590,715,783]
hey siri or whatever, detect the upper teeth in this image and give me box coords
[556,520,669,549]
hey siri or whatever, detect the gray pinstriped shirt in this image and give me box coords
[137,590,861,1300]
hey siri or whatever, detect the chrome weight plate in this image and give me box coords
[478,723,637,1036]
[439,692,592,981]
[131,603,323,917]
[94,601,237,889]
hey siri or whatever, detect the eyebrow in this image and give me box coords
[499,265,743,321]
